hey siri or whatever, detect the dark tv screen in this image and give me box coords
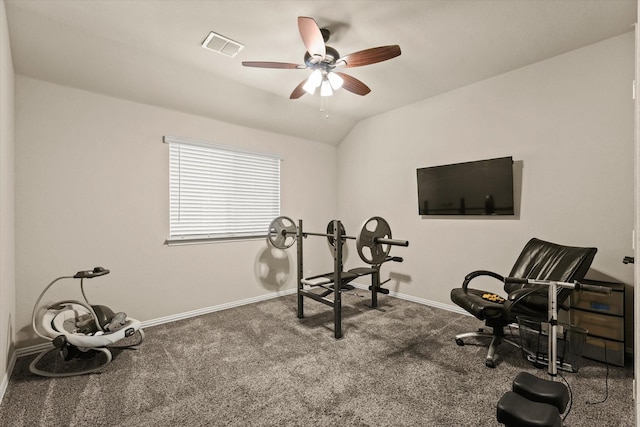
[417,156,514,216]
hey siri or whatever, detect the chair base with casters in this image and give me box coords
[451,272,521,368]
[454,322,520,368]
[450,238,597,368]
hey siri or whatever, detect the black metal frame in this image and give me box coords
[295,219,387,339]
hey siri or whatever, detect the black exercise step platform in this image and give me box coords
[512,372,569,413]
[497,391,562,427]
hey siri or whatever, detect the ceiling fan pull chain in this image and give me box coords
[320,96,330,119]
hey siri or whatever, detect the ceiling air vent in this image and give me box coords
[201,31,244,58]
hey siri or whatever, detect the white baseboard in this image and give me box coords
[350,281,471,316]
[14,342,49,358]
[0,371,6,407]
[141,288,297,328]
[14,288,298,358]
[0,350,16,407]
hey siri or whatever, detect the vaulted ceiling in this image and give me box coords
[5,0,637,145]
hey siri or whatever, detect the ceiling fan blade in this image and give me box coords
[298,16,325,60]
[337,45,401,68]
[290,80,307,99]
[242,61,305,69]
[334,72,371,96]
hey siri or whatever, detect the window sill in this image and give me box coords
[165,235,267,246]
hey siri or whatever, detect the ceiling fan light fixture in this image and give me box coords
[303,69,323,94]
[320,79,333,97]
[242,17,401,102]
[327,72,343,90]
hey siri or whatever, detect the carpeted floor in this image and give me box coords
[0,292,634,426]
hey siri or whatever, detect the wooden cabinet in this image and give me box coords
[570,279,625,367]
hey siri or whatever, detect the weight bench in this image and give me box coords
[301,268,380,294]
[301,271,360,293]
[497,372,569,427]
[267,217,408,339]
[299,266,386,339]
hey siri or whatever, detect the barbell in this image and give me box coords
[267,216,409,265]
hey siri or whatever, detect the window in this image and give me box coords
[164,136,281,244]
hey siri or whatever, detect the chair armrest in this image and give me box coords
[507,287,548,312]
[462,270,505,292]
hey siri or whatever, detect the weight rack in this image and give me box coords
[296,219,383,339]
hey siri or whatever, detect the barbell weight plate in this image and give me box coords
[356,216,392,265]
[326,220,346,248]
[268,216,297,249]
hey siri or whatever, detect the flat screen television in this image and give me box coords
[417,156,514,216]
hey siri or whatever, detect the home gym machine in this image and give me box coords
[267,216,409,339]
[496,278,611,427]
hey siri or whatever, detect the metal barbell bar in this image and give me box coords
[303,231,356,240]
[376,238,409,247]
[268,216,409,265]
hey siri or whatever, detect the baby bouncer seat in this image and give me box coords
[30,267,144,377]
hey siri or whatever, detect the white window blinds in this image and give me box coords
[164,136,281,243]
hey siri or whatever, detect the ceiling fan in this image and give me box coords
[242,16,401,99]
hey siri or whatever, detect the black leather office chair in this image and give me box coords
[450,238,597,368]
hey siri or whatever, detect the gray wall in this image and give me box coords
[14,76,338,347]
[0,0,15,397]
[337,32,635,347]
[7,30,636,355]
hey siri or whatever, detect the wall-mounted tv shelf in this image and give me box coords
[570,279,625,367]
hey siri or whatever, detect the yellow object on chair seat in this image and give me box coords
[482,293,505,303]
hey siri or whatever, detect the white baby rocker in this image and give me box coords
[30,267,144,377]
